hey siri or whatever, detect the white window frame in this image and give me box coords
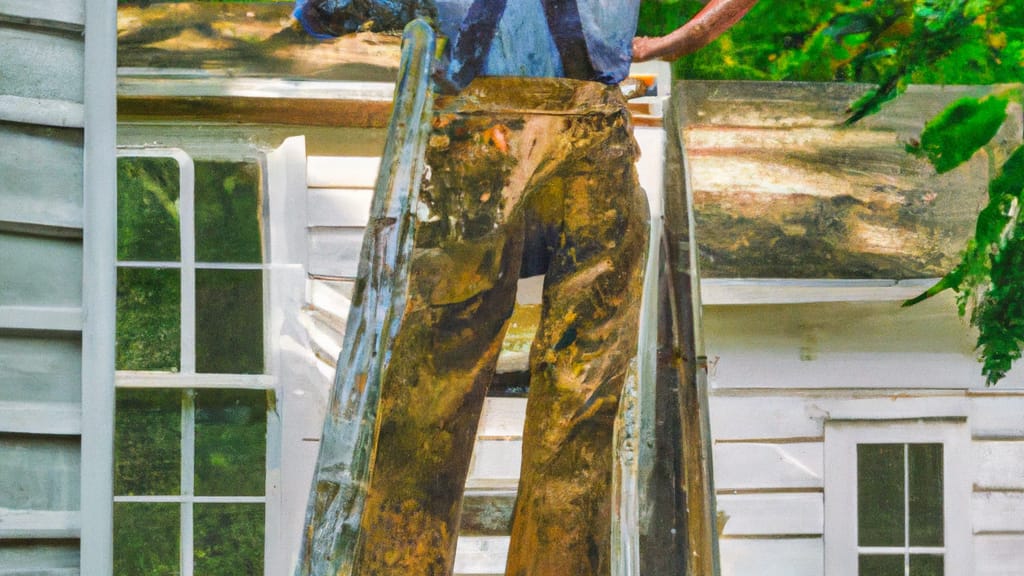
[824,418,971,576]
[112,147,281,576]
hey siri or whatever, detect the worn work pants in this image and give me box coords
[354,77,650,576]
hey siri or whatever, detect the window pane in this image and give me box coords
[859,554,904,576]
[117,157,181,262]
[910,554,944,576]
[115,389,181,495]
[196,269,264,374]
[117,267,180,371]
[114,502,179,576]
[858,443,905,547]
[195,161,263,263]
[195,504,264,575]
[195,389,267,496]
[909,443,944,547]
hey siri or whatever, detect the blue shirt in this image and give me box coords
[294,0,640,89]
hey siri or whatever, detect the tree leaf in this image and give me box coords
[908,94,1009,173]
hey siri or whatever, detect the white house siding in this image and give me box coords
[1,0,115,572]
[704,297,1024,576]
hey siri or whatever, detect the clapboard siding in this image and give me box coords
[0,233,82,308]
[0,509,79,540]
[973,441,1024,490]
[718,538,823,576]
[713,442,823,492]
[0,123,83,233]
[307,187,374,227]
[975,534,1024,576]
[0,402,81,436]
[0,0,84,30]
[0,543,79,575]
[0,25,83,103]
[0,335,81,404]
[717,493,822,536]
[0,436,80,512]
[973,492,1024,534]
[308,227,364,279]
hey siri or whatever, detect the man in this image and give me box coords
[295,1,757,574]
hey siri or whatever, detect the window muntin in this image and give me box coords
[113,150,271,576]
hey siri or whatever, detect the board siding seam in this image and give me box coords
[715,436,824,445]
[0,220,83,239]
[718,534,822,540]
[716,487,825,495]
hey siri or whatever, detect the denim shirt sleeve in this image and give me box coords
[294,0,437,38]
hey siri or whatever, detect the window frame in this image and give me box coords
[113,147,281,576]
[824,418,971,576]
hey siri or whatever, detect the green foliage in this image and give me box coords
[908,94,1009,173]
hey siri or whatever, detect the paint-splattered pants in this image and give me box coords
[355,77,650,576]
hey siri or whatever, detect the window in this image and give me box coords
[824,420,970,576]
[113,149,277,576]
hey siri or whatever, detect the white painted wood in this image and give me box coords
[0,0,84,30]
[115,371,274,390]
[453,536,509,576]
[974,534,1024,576]
[823,420,971,576]
[718,538,823,576]
[466,440,522,490]
[0,95,83,128]
[307,187,374,227]
[475,397,527,439]
[307,278,354,318]
[0,123,82,225]
[0,435,80,512]
[0,543,79,574]
[0,508,79,539]
[308,227,364,279]
[713,442,823,491]
[0,401,80,435]
[0,306,81,332]
[119,76,395,102]
[0,234,82,308]
[0,335,80,404]
[702,278,941,305]
[971,394,1024,438]
[972,492,1024,534]
[0,26,83,103]
[306,156,381,189]
[716,493,823,536]
[974,441,1024,490]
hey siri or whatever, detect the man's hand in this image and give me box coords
[632,0,758,62]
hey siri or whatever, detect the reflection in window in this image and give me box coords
[857,443,944,576]
[114,152,269,575]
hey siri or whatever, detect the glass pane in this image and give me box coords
[858,443,905,547]
[910,554,944,576]
[196,269,264,374]
[115,389,181,495]
[195,389,266,496]
[195,161,263,263]
[117,267,180,371]
[114,502,179,576]
[859,554,905,576]
[195,504,265,575]
[909,443,944,546]
[117,157,181,262]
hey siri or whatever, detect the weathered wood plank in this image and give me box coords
[452,536,509,576]
[0,25,83,103]
[0,123,83,233]
[0,335,80,404]
[0,402,80,436]
[307,156,381,189]
[973,492,1024,534]
[0,306,82,333]
[974,441,1024,490]
[307,227,364,279]
[718,537,823,576]
[118,95,393,128]
[713,442,823,491]
[0,95,83,129]
[678,80,1022,279]
[307,188,374,227]
[701,278,939,305]
[716,493,823,537]
[0,0,83,31]
[0,508,79,539]
[475,398,526,439]
[974,534,1024,576]
[459,490,516,536]
[0,234,82,308]
[466,440,522,489]
[0,435,80,512]
[971,394,1024,439]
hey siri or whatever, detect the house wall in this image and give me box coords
[0,0,116,572]
[704,298,1024,576]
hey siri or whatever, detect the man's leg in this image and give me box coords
[506,104,650,576]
